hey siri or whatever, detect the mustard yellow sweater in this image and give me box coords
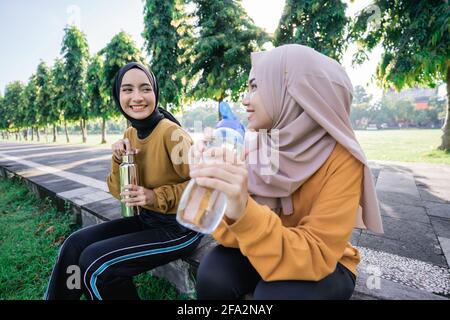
[107,119,193,214]
[213,143,363,281]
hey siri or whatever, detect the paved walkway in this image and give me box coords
[0,140,449,300]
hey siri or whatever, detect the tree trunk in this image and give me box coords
[101,118,107,144]
[218,99,223,121]
[80,119,87,143]
[31,128,34,141]
[64,121,70,143]
[53,124,57,143]
[44,126,48,143]
[439,65,450,151]
[36,127,40,142]
[23,129,28,141]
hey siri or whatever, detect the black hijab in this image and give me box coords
[112,62,181,139]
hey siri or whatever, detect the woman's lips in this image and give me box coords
[131,105,147,112]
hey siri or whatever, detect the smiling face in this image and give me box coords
[242,78,272,131]
[119,68,156,120]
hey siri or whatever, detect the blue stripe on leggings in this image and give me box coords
[90,233,201,300]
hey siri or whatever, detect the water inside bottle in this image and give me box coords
[177,180,228,234]
[177,127,244,233]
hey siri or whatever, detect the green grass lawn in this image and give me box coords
[1,129,449,164]
[0,177,190,300]
[354,129,450,164]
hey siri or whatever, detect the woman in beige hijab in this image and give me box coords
[190,44,383,300]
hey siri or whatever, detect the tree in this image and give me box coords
[86,54,110,144]
[35,61,59,142]
[349,0,450,150]
[353,85,373,104]
[3,81,25,140]
[101,31,145,121]
[385,97,415,127]
[21,75,40,141]
[61,26,90,143]
[51,58,68,142]
[189,0,269,119]
[274,0,349,62]
[350,85,372,128]
[0,91,4,138]
[142,0,193,112]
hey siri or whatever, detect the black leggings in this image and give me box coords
[196,246,356,300]
[45,213,202,300]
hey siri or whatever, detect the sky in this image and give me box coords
[0,0,444,100]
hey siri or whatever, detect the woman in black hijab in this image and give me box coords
[45,62,201,300]
[112,62,180,139]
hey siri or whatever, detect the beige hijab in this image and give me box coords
[246,44,383,234]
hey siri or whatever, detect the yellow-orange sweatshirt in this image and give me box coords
[213,142,363,281]
[107,119,193,214]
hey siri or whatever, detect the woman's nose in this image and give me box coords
[242,92,250,106]
[132,92,144,102]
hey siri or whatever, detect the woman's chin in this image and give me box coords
[131,112,151,119]
[125,109,152,119]
[247,122,264,131]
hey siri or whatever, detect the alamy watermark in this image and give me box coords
[66,265,81,290]
[366,265,382,290]
[66,4,82,28]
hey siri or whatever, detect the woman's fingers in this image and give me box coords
[195,177,241,199]
[123,184,138,190]
[121,190,142,197]
[121,185,141,196]
[190,166,243,185]
[191,162,247,177]
[112,139,140,159]
[203,146,245,166]
[122,196,144,206]
[123,138,131,153]
[121,185,146,206]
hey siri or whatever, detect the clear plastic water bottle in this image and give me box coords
[177,102,245,234]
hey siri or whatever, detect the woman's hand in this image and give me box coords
[121,184,155,207]
[189,133,249,222]
[111,138,140,162]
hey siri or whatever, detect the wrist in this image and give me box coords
[225,196,248,222]
[146,189,155,206]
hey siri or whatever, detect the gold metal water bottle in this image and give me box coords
[119,152,140,217]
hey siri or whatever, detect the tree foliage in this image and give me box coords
[274,0,349,62]
[348,0,450,149]
[101,31,145,117]
[189,0,269,103]
[60,26,90,122]
[143,0,193,112]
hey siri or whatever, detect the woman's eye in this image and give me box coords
[250,84,257,90]
[122,89,132,93]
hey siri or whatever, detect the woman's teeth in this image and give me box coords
[131,105,146,111]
